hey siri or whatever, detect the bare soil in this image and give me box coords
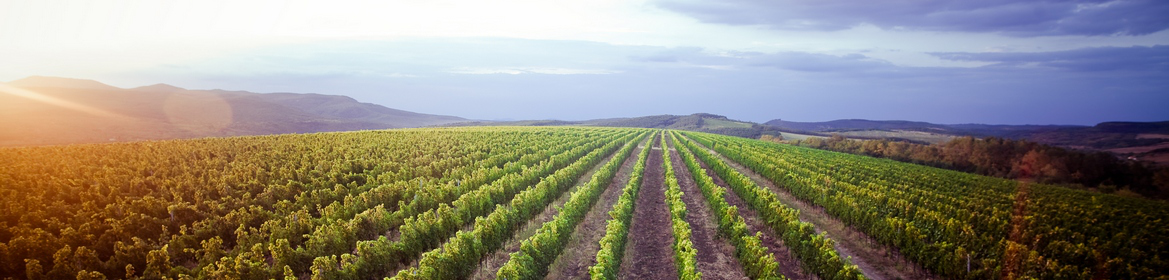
[1107,142,1169,165]
[665,139,749,280]
[696,154,817,280]
[687,135,938,280]
[1136,133,1169,139]
[544,138,650,280]
[1139,151,1169,166]
[1106,141,1169,154]
[1003,181,1030,280]
[617,137,678,280]
[469,141,627,279]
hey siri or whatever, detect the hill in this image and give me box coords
[764,118,1169,146]
[0,76,464,147]
[764,119,1089,141]
[766,118,1169,163]
[450,113,791,138]
[7,75,124,90]
[765,119,954,133]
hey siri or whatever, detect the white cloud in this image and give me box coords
[385,73,420,78]
[694,64,736,70]
[1,0,1167,124]
[4,0,1168,82]
[448,67,622,75]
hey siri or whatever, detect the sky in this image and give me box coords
[1,0,1167,125]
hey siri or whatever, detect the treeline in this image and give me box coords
[790,135,1169,197]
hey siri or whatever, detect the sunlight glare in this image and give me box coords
[0,83,126,119]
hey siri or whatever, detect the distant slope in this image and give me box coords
[765,118,1169,164]
[240,92,463,128]
[764,118,1168,146]
[1096,121,1169,134]
[765,119,1084,137]
[450,113,794,138]
[0,76,464,147]
[7,75,124,90]
[766,119,953,133]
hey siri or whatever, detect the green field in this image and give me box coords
[1,127,1165,279]
[701,118,754,129]
[835,129,958,144]
[778,131,823,141]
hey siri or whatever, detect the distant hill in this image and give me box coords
[765,119,1085,137]
[764,119,1168,146]
[7,75,124,90]
[257,92,460,128]
[0,76,464,147]
[450,113,791,138]
[765,118,1169,164]
[765,119,953,133]
[451,113,1169,162]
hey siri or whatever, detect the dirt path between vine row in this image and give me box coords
[469,138,631,280]
[543,137,650,280]
[687,135,937,280]
[617,136,678,280]
[694,149,817,280]
[665,138,749,280]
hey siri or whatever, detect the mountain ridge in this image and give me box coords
[132,83,186,92]
[448,113,790,138]
[764,118,1169,143]
[0,76,464,147]
[7,76,123,90]
[764,118,1169,165]
[5,76,1166,157]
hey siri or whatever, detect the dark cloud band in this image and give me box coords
[655,0,1169,37]
[931,45,1169,71]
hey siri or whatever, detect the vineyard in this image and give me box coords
[1,127,1167,280]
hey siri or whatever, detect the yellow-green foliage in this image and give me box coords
[589,132,655,280]
[676,131,865,280]
[0,127,642,279]
[670,131,787,280]
[661,132,702,280]
[392,131,641,279]
[684,130,1169,280]
[494,132,648,280]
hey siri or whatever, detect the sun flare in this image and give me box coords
[0,83,126,119]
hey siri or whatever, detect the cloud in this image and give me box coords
[629,47,706,63]
[628,48,897,73]
[117,38,1168,125]
[448,67,622,75]
[748,52,895,72]
[931,45,1169,72]
[385,73,420,78]
[655,0,1169,36]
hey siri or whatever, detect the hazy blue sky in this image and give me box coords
[2,0,1167,125]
